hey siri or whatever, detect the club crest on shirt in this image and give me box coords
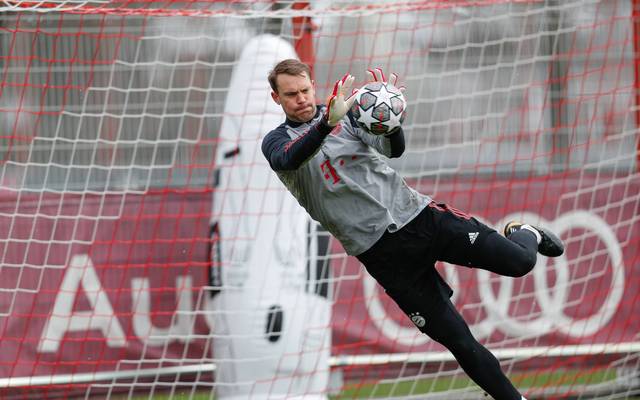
[409,312,426,328]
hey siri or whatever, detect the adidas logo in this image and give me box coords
[468,232,479,244]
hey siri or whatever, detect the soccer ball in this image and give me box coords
[351,81,407,135]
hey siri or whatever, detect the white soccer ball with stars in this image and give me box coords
[351,81,407,135]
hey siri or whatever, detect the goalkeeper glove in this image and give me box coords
[367,67,406,136]
[325,74,357,127]
[366,67,406,92]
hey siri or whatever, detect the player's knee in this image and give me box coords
[514,253,536,278]
[426,322,473,352]
[437,332,477,355]
[507,251,536,277]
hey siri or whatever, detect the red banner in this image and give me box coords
[333,174,640,355]
[0,173,638,384]
[0,191,213,381]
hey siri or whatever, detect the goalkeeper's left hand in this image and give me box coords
[367,67,406,136]
[325,74,357,127]
[365,67,406,93]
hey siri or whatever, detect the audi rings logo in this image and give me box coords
[363,211,625,346]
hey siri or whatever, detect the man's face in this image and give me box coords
[271,72,317,123]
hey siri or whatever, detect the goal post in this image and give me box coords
[0,1,638,399]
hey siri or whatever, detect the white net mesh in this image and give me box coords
[0,1,638,399]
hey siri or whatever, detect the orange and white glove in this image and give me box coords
[325,73,357,127]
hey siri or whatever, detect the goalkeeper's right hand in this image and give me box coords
[325,74,356,127]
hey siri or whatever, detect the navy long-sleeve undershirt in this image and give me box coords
[262,112,405,172]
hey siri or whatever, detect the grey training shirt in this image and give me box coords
[262,106,431,255]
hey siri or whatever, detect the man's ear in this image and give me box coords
[271,91,281,105]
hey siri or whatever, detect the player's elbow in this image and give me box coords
[269,153,306,171]
[274,163,300,171]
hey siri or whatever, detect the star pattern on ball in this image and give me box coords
[372,83,399,107]
[353,81,406,135]
[356,100,376,131]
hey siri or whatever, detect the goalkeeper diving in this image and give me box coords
[261,59,564,400]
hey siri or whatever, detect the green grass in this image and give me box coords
[335,368,634,399]
[124,368,639,399]
[118,392,211,400]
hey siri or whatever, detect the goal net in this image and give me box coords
[0,0,638,399]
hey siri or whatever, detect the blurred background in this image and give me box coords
[0,0,636,192]
[0,1,638,399]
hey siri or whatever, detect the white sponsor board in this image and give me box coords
[206,34,331,400]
